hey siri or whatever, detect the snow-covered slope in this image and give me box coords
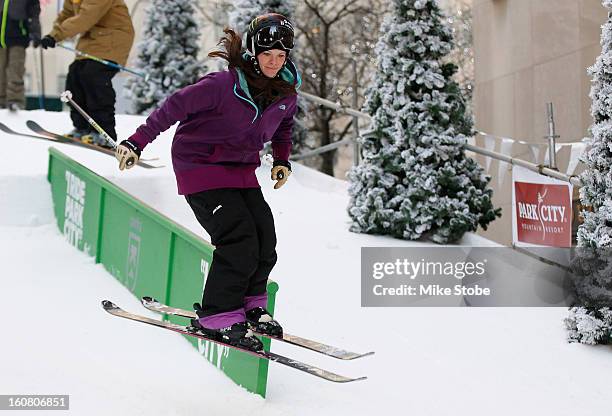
[1,109,609,416]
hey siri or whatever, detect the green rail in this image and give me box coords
[47,147,278,397]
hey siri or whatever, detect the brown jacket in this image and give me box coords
[49,0,135,66]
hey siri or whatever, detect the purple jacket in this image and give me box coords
[129,61,301,195]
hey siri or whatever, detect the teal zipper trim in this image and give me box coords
[0,0,10,48]
[233,83,259,123]
[288,60,302,90]
[235,66,255,101]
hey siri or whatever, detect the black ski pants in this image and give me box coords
[185,187,278,318]
[65,59,119,140]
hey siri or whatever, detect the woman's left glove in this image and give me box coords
[115,140,141,170]
[271,160,291,189]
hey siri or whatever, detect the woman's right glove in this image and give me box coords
[115,140,141,170]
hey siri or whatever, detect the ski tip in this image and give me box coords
[101,300,118,310]
[342,351,375,360]
[141,296,160,307]
[335,375,368,383]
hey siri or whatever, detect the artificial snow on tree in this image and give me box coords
[347,0,499,244]
[125,0,207,114]
[565,306,612,345]
[565,0,612,345]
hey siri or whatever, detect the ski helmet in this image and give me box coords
[245,13,295,57]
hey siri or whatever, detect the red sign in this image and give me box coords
[514,182,572,247]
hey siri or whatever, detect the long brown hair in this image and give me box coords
[208,28,297,101]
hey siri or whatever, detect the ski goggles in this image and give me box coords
[254,25,294,51]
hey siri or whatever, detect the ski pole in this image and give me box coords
[60,91,116,148]
[39,48,46,109]
[32,47,44,109]
[60,91,137,168]
[57,43,149,80]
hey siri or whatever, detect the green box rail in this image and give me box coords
[47,147,278,397]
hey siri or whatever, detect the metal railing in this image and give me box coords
[295,92,582,186]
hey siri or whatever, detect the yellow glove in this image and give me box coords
[115,140,141,171]
[271,161,292,189]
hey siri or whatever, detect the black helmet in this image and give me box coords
[245,13,295,57]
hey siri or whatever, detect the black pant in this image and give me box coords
[65,59,119,140]
[185,188,278,317]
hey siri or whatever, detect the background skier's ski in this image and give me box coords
[102,300,367,383]
[1,121,79,144]
[141,296,374,360]
[24,120,163,169]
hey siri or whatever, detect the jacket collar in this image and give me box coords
[229,57,301,123]
[233,55,301,98]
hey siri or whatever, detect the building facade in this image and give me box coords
[472,0,608,244]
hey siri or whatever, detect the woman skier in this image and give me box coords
[116,13,300,352]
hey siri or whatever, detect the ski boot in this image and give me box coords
[82,132,115,149]
[246,307,283,337]
[65,128,90,141]
[191,304,263,352]
[8,102,20,112]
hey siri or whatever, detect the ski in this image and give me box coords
[21,120,163,169]
[141,296,374,361]
[0,121,159,162]
[0,121,66,143]
[102,300,366,383]
[0,121,161,166]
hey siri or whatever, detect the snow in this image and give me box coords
[1,108,610,415]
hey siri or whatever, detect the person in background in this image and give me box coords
[0,0,41,111]
[41,0,134,148]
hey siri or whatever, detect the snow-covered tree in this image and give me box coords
[347,0,499,244]
[125,0,207,114]
[565,0,612,345]
[565,306,612,345]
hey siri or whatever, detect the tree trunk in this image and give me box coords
[320,119,335,175]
